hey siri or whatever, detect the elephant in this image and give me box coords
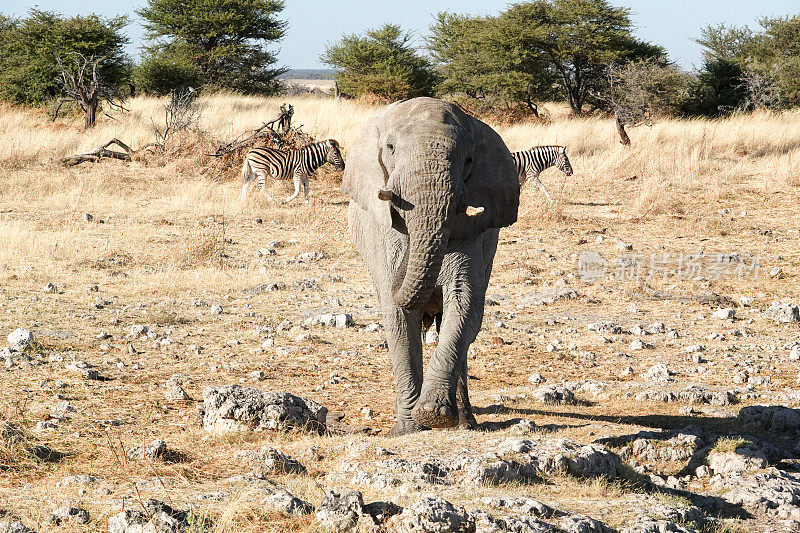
[343,97,520,436]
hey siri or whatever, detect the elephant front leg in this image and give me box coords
[411,301,474,429]
[456,355,477,430]
[383,306,426,437]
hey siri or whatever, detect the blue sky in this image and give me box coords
[5,1,798,69]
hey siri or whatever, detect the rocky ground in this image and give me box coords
[1,168,800,533]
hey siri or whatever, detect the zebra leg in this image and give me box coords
[302,177,310,203]
[284,174,301,203]
[532,176,554,204]
[256,171,276,203]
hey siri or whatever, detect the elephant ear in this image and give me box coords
[451,117,520,239]
[341,112,393,228]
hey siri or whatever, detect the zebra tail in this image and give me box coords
[241,158,252,183]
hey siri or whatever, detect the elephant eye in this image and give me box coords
[386,142,394,154]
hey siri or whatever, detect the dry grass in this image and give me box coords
[0,94,799,532]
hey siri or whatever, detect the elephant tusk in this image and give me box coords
[465,206,485,217]
[378,189,394,201]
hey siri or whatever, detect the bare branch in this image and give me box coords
[54,52,127,129]
[60,138,133,167]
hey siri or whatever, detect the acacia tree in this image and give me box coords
[0,10,129,105]
[428,12,556,114]
[694,16,800,112]
[137,0,286,93]
[428,1,663,116]
[502,0,665,116]
[322,24,438,101]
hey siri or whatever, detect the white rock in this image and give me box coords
[7,328,33,352]
[684,344,706,353]
[425,330,439,345]
[643,363,672,382]
[296,251,324,263]
[630,339,652,350]
[712,308,736,320]
[528,373,545,385]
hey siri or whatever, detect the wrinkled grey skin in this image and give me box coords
[343,98,519,436]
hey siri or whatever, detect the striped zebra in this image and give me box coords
[240,139,345,203]
[511,145,573,203]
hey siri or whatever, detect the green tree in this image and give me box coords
[428,1,664,116]
[321,24,438,101]
[0,10,129,105]
[695,16,800,110]
[133,52,201,96]
[502,0,665,116]
[428,12,556,114]
[137,0,286,94]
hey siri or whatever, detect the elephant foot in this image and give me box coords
[457,410,478,430]
[386,420,427,437]
[411,389,458,429]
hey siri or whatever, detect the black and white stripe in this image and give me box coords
[241,139,345,203]
[511,145,573,203]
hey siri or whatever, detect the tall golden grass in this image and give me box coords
[1,93,799,237]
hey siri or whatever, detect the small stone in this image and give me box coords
[695,465,711,478]
[237,446,306,474]
[7,328,34,352]
[129,324,147,337]
[425,330,439,345]
[790,346,800,361]
[684,344,705,353]
[389,496,471,532]
[165,378,190,401]
[712,308,736,320]
[210,304,224,315]
[296,251,324,263]
[769,267,783,279]
[630,339,652,350]
[764,301,800,323]
[643,363,672,382]
[261,338,274,349]
[43,282,58,294]
[532,384,576,405]
[127,439,167,461]
[49,506,90,525]
[528,373,545,385]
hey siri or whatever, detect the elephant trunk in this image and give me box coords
[391,166,455,310]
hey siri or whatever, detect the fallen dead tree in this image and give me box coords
[60,138,133,167]
[204,103,308,158]
[58,102,320,179]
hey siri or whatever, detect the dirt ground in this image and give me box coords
[1,99,800,532]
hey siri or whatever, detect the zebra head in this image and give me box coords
[325,139,345,171]
[555,146,573,176]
